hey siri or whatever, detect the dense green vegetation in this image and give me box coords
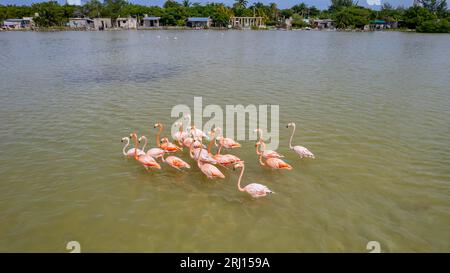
[0,0,448,33]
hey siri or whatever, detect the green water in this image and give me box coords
[0,30,449,252]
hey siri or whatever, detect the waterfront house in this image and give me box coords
[141,17,161,28]
[369,20,388,30]
[93,18,112,31]
[186,17,212,28]
[312,19,334,29]
[68,18,94,30]
[116,17,137,29]
[230,17,264,29]
[3,18,32,29]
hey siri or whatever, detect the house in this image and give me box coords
[93,18,112,31]
[369,20,388,30]
[116,17,137,29]
[312,19,334,29]
[230,17,264,29]
[68,18,94,30]
[141,17,161,28]
[3,18,32,29]
[186,17,212,28]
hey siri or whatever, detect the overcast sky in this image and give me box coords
[1,1,415,10]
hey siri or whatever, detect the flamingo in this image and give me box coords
[138,136,165,160]
[214,127,241,149]
[208,130,241,167]
[233,162,274,198]
[254,128,284,158]
[190,139,217,164]
[160,137,182,152]
[172,121,188,146]
[287,122,315,159]
[256,141,292,170]
[121,136,145,157]
[154,122,182,152]
[184,113,209,140]
[130,133,161,170]
[161,152,191,171]
[195,142,225,179]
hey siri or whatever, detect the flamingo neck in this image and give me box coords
[141,136,148,153]
[133,136,139,160]
[255,143,262,155]
[217,142,223,156]
[289,124,296,150]
[237,165,245,192]
[156,124,163,148]
[258,154,266,166]
[256,129,263,142]
[122,138,130,156]
[208,132,215,154]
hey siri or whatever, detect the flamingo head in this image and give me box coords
[233,161,244,170]
[129,133,138,141]
[154,123,162,128]
[121,137,128,143]
[161,137,169,143]
[138,135,147,143]
[192,140,202,149]
[287,122,295,128]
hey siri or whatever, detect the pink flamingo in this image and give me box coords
[256,141,292,170]
[121,136,145,157]
[287,122,315,159]
[233,162,274,198]
[160,137,183,152]
[154,122,182,152]
[214,127,241,149]
[138,136,165,160]
[208,130,241,167]
[190,139,217,164]
[184,113,208,140]
[172,121,188,146]
[161,152,191,171]
[195,143,225,179]
[130,133,161,170]
[254,128,284,158]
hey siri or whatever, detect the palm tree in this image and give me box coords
[234,0,248,10]
[182,0,191,8]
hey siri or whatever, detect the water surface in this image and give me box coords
[0,30,449,252]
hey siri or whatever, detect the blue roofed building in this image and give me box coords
[186,17,212,28]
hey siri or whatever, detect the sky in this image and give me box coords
[0,0,415,10]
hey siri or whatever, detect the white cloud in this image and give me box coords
[367,0,382,5]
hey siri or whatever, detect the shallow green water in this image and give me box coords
[0,30,449,252]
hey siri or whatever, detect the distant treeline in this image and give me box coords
[1,0,449,32]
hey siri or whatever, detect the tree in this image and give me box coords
[418,0,447,16]
[333,6,371,29]
[103,0,127,19]
[182,0,191,8]
[163,0,181,9]
[329,0,354,12]
[32,1,66,27]
[280,9,293,19]
[403,6,437,29]
[417,18,450,32]
[83,0,103,18]
[233,0,248,10]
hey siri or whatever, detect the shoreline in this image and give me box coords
[0,27,419,33]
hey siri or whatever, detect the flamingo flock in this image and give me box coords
[121,115,314,199]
